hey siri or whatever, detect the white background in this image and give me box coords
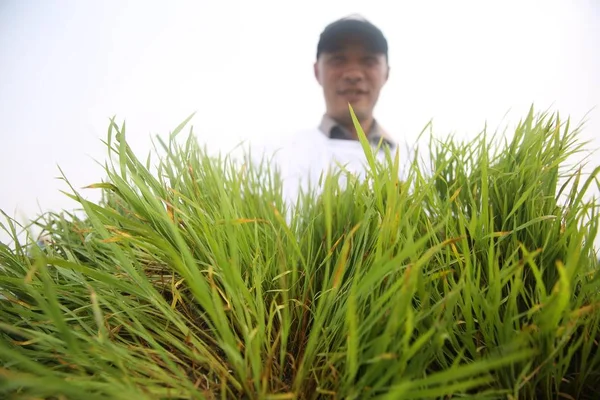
[1,0,599,250]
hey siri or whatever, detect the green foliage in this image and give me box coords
[1,106,599,399]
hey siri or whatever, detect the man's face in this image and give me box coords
[314,40,389,125]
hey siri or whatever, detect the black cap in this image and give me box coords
[316,15,388,60]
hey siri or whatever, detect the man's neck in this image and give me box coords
[328,114,374,139]
[319,114,395,148]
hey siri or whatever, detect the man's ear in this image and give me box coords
[314,61,322,85]
[385,64,390,83]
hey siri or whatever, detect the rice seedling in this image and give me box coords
[1,106,599,399]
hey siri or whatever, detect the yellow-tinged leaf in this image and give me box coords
[316,388,337,396]
[170,291,181,310]
[216,286,231,311]
[272,204,281,218]
[207,265,215,289]
[5,297,32,309]
[367,353,398,363]
[449,187,462,202]
[101,236,123,243]
[441,236,465,246]
[24,265,38,284]
[90,287,105,343]
[332,257,348,289]
[429,269,454,279]
[105,227,132,237]
[332,223,360,289]
[450,243,460,258]
[491,231,512,238]
[12,338,41,346]
[217,218,268,225]
[83,182,118,191]
[248,327,258,342]
[328,235,345,256]
[175,278,185,288]
[570,303,598,318]
[530,304,544,313]
[166,203,174,221]
[333,238,350,289]
[522,324,539,333]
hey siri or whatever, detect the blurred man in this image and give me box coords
[314,14,395,148]
[252,15,396,205]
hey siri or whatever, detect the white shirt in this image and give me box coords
[250,126,409,209]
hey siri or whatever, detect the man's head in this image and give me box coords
[314,15,390,130]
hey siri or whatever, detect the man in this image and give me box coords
[252,15,396,206]
[313,14,395,149]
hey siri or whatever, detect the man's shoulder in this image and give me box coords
[262,127,326,153]
[242,126,324,165]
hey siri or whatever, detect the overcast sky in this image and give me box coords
[1,0,599,247]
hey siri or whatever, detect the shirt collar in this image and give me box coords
[318,114,395,148]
